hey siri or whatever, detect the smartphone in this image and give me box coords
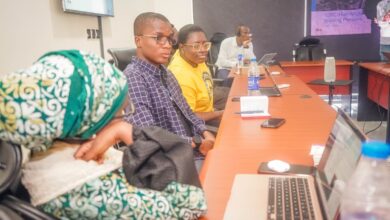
[261,118,286,128]
[257,162,315,176]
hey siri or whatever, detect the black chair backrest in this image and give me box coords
[310,43,326,61]
[107,47,137,71]
[208,32,227,64]
[295,46,311,61]
[0,141,59,219]
[294,37,326,61]
[0,141,21,195]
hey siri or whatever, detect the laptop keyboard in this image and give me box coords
[267,177,316,220]
[260,87,281,96]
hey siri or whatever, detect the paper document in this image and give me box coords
[239,96,270,118]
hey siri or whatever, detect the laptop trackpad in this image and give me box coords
[224,174,269,220]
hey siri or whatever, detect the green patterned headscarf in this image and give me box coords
[0,50,128,152]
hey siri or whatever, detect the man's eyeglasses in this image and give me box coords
[183,42,212,51]
[139,34,177,46]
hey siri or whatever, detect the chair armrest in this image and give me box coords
[2,195,59,220]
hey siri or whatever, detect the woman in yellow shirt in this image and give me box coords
[168,24,224,125]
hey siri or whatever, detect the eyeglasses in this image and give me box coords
[183,42,212,51]
[139,34,177,46]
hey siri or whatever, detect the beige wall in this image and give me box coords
[0,0,193,74]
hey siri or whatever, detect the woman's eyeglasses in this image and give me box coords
[183,42,212,52]
[139,34,177,46]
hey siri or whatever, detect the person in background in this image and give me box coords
[215,24,256,79]
[168,24,225,126]
[376,0,390,60]
[123,12,215,170]
[0,50,206,219]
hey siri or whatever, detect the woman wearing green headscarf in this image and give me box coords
[0,50,206,219]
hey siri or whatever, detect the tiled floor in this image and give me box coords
[319,93,387,142]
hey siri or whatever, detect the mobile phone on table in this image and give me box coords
[261,118,285,128]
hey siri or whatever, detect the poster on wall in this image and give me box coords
[311,0,371,36]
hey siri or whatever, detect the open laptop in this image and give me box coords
[258,53,278,65]
[259,67,282,97]
[224,109,366,220]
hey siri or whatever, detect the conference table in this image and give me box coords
[200,65,337,219]
[280,60,353,96]
[358,62,390,143]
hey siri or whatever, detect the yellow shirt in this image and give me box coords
[168,51,214,112]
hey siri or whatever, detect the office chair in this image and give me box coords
[0,141,59,220]
[293,37,326,61]
[107,47,137,71]
[207,32,227,78]
[294,45,311,61]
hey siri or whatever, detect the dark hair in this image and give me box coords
[235,24,248,36]
[133,12,170,36]
[177,24,206,44]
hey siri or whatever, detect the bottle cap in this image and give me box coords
[362,141,390,159]
[250,57,257,62]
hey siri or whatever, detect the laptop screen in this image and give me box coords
[257,53,277,65]
[315,109,366,219]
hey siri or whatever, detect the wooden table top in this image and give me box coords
[359,62,390,76]
[199,65,337,220]
[280,60,353,67]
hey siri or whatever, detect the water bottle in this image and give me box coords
[237,51,244,75]
[340,141,390,220]
[248,57,260,96]
[292,49,296,62]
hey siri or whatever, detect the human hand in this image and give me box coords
[74,120,133,162]
[199,139,214,155]
[243,39,251,48]
[228,67,239,77]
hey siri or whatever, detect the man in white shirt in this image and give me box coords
[215,25,256,79]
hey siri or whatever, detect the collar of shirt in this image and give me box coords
[130,56,170,81]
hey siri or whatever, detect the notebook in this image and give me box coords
[224,109,366,220]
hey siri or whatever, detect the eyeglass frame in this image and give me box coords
[138,34,177,46]
[182,41,212,52]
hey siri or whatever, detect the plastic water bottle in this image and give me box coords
[248,57,260,96]
[237,51,244,75]
[340,141,390,220]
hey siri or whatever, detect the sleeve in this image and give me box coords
[216,39,237,69]
[124,73,156,128]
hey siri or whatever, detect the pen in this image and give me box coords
[234,110,264,114]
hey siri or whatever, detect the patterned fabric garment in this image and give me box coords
[123,57,206,143]
[0,50,207,219]
[39,169,206,220]
[0,50,127,152]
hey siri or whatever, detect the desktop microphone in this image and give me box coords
[324,57,336,83]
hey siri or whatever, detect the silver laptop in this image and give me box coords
[259,67,282,97]
[258,53,277,65]
[224,109,366,220]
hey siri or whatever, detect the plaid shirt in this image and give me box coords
[124,57,206,143]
